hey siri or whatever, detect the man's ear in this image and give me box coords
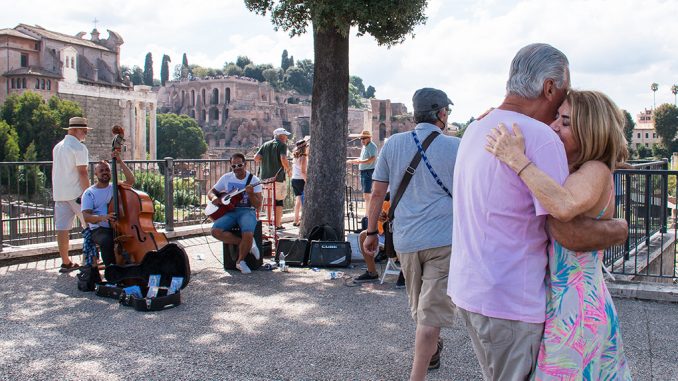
[543,79,556,101]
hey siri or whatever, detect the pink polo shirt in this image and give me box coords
[447,109,568,323]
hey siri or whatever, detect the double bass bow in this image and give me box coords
[109,125,168,265]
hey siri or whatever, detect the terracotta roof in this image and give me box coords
[3,66,62,78]
[0,28,38,40]
[16,24,112,52]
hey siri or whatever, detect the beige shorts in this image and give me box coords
[458,307,543,381]
[399,245,456,327]
[54,200,86,231]
[264,182,287,201]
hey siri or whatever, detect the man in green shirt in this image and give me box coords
[348,130,378,217]
[255,128,292,229]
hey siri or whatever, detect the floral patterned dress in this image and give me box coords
[533,194,632,381]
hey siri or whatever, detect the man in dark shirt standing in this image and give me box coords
[255,128,291,229]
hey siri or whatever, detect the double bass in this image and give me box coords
[109,125,168,264]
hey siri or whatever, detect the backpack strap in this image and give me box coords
[388,131,440,221]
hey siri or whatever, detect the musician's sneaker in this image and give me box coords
[236,261,252,274]
[250,241,260,260]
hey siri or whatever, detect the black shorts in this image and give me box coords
[291,179,305,196]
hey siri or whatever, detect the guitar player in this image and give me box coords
[209,153,263,274]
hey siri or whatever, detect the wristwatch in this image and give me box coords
[366,230,379,236]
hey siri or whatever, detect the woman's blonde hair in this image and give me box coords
[567,90,629,171]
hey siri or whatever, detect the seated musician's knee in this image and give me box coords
[275,200,284,207]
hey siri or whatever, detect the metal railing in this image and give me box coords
[0,158,297,248]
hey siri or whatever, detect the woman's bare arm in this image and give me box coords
[486,123,610,222]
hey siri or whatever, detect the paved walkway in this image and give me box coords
[1,236,677,380]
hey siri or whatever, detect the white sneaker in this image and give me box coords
[236,261,252,274]
[250,241,260,260]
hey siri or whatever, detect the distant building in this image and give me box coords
[157,77,415,158]
[0,24,156,160]
[632,108,660,150]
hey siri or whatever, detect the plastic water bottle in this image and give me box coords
[279,252,288,272]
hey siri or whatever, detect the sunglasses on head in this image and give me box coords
[231,163,245,169]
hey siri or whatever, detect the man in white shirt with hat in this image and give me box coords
[348,129,378,217]
[52,116,91,273]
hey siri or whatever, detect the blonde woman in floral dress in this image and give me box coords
[485,90,632,380]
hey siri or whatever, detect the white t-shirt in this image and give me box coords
[52,135,89,201]
[292,156,307,180]
[213,171,262,208]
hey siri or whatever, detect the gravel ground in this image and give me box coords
[0,236,677,381]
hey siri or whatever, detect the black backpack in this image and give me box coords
[307,223,339,242]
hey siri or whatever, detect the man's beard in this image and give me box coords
[97,175,110,184]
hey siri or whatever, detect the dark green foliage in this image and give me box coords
[121,65,132,82]
[0,120,20,162]
[131,65,144,85]
[157,113,207,159]
[653,103,678,151]
[243,63,271,81]
[17,142,47,198]
[143,53,154,86]
[263,67,283,88]
[636,145,651,159]
[284,66,312,94]
[161,54,171,86]
[350,76,365,96]
[365,85,376,98]
[348,83,363,108]
[0,93,82,161]
[621,109,635,149]
[236,56,252,69]
[652,143,669,159]
[181,53,190,79]
[281,49,290,71]
[223,63,243,76]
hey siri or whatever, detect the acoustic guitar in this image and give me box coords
[204,177,275,221]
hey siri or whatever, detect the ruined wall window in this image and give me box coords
[211,108,219,121]
[379,123,386,141]
[10,78,15,88]
[35,79,40,89]
[224,109,229,120]
[22,78,26,88]
[41,79,45,90]
[225,88,230,104]
[47,80,51,90]
[202,89,206,106]
[65,58,69,68]
[212,88,219,105]
[201,109,206,122]
[71,57,75,68]
[191,90,195,106]
[20,54,28,67]
[379,102,387,121]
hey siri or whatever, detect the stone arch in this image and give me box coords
[202,89,206,106]
[379,122,386,141]
[212,88,219,105]
[225,87,231,104]
[191,90,195,106]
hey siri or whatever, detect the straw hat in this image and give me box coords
[63,116,92,130]
[349,130,372,139]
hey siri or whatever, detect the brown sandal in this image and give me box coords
[59,262,80,273]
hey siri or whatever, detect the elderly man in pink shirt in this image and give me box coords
[448,43,628,380]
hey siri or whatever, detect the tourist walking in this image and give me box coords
[255,128,291,230]
[363,87,459,380]
[348,130,378,217]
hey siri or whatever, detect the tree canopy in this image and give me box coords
[653,103,678,152]
[621,109,635,149]
[157,113,208,159]
[143,52,154,86]
[245,0,428,237]
[0,92,82,161]
[161,54,171,86]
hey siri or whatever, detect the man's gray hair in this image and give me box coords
[414,109,442,124]
[506,43,569,99]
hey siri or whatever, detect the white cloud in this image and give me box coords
[2,0,677,121]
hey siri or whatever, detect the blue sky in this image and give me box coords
[2,0,677,123]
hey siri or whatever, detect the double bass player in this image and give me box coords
[81,149,135,266]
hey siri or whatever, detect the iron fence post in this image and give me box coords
[624,173,631,260]
[164,157,174,232]
[661,159,669,233]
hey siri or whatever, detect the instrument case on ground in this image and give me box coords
[275,238,309,266]
[308,241,352,268]
[96,243,190,311]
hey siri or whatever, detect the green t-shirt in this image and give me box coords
[256,138,288,181]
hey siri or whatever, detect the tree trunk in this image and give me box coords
[301,24,349,239]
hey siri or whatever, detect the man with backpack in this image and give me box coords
[362,88,460,380]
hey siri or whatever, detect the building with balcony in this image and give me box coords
[632,108,661,150]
